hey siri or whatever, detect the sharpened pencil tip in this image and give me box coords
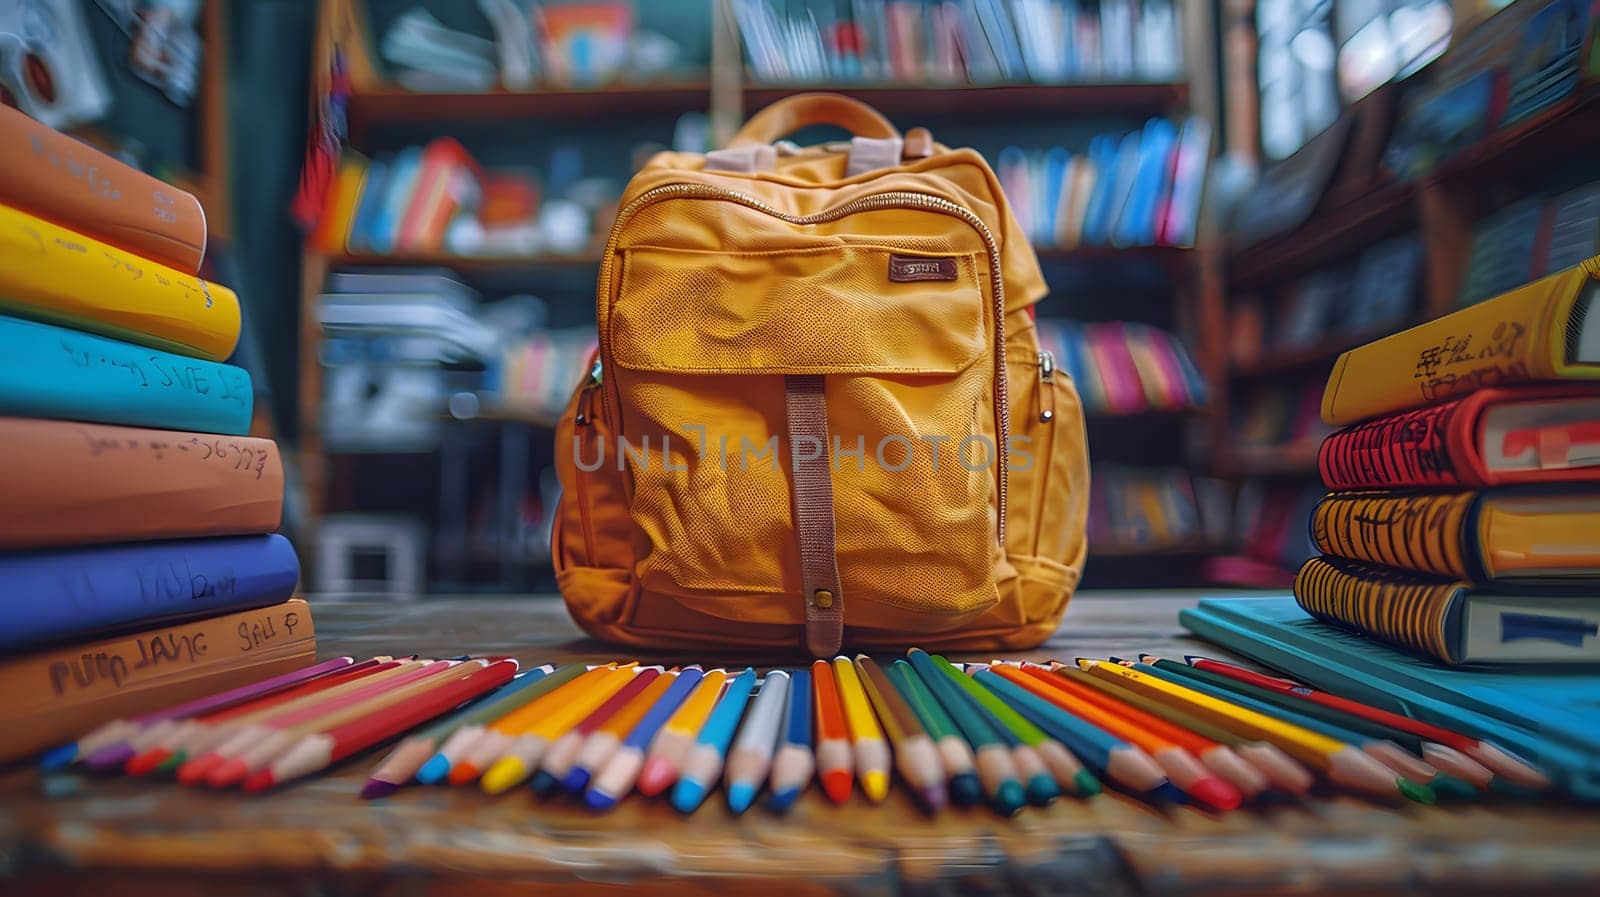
[561,767,592,793]
[1189,776,1243,811]
[39,744,77,771]
[862,770,890,803]
[727,782,757,814]
[206,759,249,789]
[671,778,708,814]
[242,770,275,793]
[820,769,852,803]
[767,787,801,813]
[528,771,557,795]
[360,779,398,800]
[86,745,136,773]
[1431,775,1479,801]
[1025,774,1061,806]
[636,758,675,797]
[480,758,527,796]
[993,781,1026,816]
[918,785,947,812]
[1153,782,1188,804]
[949,773,983,807]
[1398,778,1437,805]
[124,749,170,777]
[584,789,618,811]
[415,755,450,785]
[1073,770,1103,797]
[447,763,482,786]
[176,755,222,787]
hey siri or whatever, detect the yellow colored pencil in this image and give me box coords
[479,664,639,795]
[833,656,891,802]
[446,663,623,785]
[1077,660,1434,803]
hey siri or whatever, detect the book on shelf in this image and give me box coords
[1234,378,1330,450]
[1311,490,1600,583]
[732,0,1183,85]
[1318,384,1600,490]
[0,598,316,763]
[0,105,208,273]
[1036,319,1206,414]
[1087,466,1209,550]
[1293,556,1600,665]
[1321,255,1600,426]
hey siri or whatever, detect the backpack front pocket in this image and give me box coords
[604,243,1001,632]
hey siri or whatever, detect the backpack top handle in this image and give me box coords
[729,93,900,147]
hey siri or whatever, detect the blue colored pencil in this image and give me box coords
[584,667,706,810]
[768,668,813,812]
[670,668,756,813]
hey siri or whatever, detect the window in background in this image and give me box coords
[1259,0,1453,160]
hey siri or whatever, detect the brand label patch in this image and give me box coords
[888,255,958,282]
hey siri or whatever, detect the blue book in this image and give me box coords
[1180,595,1600,801]
[1080,134,1126,246]
[345,155,392,253]
[0,316,253,435]
[368,147,423,255]
[1112,118,1177,247]
[0,535,300,655]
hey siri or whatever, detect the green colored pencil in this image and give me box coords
[887,660,982,806]
[905,650,1031,813]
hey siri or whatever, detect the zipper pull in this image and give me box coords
[1037,350,1056,423]
[575,357,603,427]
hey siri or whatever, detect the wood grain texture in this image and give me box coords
[3,591,1599,896]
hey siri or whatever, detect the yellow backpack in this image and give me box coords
[553,94,1089,656]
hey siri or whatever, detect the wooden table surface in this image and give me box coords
[4,591,1599,896]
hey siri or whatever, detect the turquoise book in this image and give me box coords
[1180,595,1600,801]
[0,316,253,435]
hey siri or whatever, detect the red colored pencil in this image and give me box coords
[123,657,400,776]
[1184,655,1546,789]
[245,659,519,792]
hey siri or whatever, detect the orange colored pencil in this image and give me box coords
[811,658,853,804]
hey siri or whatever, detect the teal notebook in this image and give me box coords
[1180,595,1600,801]
[0,316,253,435]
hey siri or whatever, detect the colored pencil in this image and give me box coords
[531,667,663,794]
[766,667,814,812]
[671,667,757,813]
[724,670,790,813]
[415,662,587,785]
[196,660,469,789]
[362,664,555,798]
[809,658,854,804]
[49,657,357,772]
[125,657,400,775]
[992,663,1243,809]
[855,655,947,812]
[637,668,729,798]
[245,659,518,792]
[479,664,639,795]
[832,656,892,803]
[1184,655,1535,789]
[1078,660,1434,803]
[586,667,705,810]
[447,663,623,785]
[928,655,1081,803]
[1016,663,1269,800]
[976,667,1204,805]
[562,667,680,793]
[1051,665,1314,795]
[1135,658,1471,799]
[887,659,983,807]
[904,650,1026,815]
[173,660,433,785]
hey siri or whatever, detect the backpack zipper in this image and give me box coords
[571,357,604,557]
[596,183,1012,543]
[1037,350,1056,423]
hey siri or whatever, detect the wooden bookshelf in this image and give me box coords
[1223,442,1321,479]
[1230,315,1429,379]
[345,83,713,138]
[1226,181,1418,290]
[745,82,1190,120]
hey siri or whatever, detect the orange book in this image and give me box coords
[397,138,479,253]
[0,599,315,763]
[0,104,207,273]
[1322,256,1600,426]
[0,418,284,549]
[311,154,368,253]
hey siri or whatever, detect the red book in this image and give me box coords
[1318,384,1600,490]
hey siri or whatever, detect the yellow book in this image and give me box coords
[0,203,241,361]
[1321,256,1600,426]
[312,154,367,253]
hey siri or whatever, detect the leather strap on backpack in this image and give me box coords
[784,374,844,656]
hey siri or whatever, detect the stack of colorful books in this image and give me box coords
[1300,254,1600,666]
[0,106,314,766]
